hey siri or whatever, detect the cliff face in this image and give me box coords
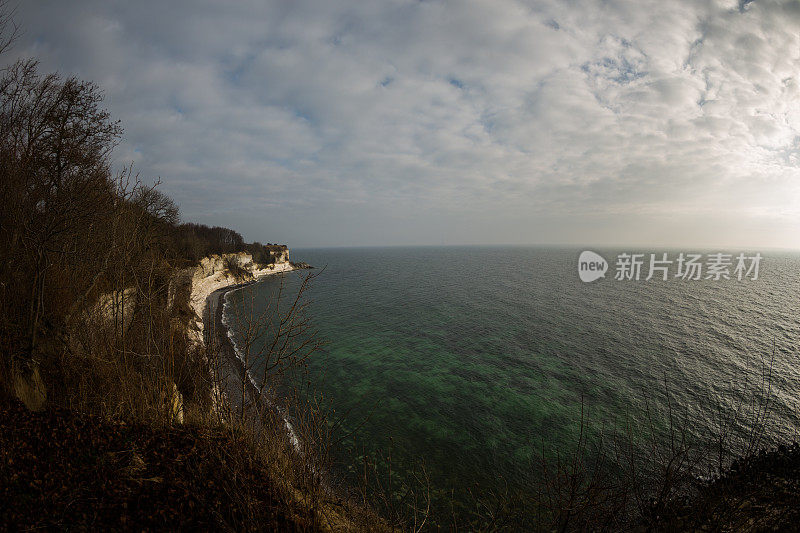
[260,245,290,265]
[186,250,293,346]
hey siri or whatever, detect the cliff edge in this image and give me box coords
[183,248,293,347]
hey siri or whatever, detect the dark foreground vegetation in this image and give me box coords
[659,442,800,530]
[0,398,304,530]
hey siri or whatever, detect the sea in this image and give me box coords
[223,246,800,521]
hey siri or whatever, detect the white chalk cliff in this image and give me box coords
[186,250,293,346]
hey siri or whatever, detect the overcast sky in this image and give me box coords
[9,1,800,248]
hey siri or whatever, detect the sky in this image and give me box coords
[8,0,800,249]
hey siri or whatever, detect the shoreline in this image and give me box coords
[202,269,302,448]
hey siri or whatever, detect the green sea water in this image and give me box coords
[225,246,800,521]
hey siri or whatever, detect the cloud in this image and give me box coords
[9,0,800,247]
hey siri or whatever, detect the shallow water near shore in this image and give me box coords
[225,246,800,519]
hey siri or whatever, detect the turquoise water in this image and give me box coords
[226,246,800,519]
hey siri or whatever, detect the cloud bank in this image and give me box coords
[11,0,800,248]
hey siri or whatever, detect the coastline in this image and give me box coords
[188,254,294,347]
[201,269,302,449]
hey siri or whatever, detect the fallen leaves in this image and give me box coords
[0,398,302,530]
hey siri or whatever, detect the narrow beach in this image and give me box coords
[203,272,302,449]
[204,278,271,417]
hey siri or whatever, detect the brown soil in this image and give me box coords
[0,398,311,531]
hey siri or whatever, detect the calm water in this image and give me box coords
[225,246,800,518]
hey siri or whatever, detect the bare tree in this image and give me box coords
[0,59,122,365]
[0,1,18,58]
[222,271,322,425]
